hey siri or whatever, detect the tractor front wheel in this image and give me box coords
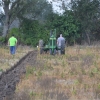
[50,49,56,55]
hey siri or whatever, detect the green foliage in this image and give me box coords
[92,67,99,74]
[45,11,80,45]
[20,18,49,46]
[98,84,100,89]
[8,28,23,45]
[6,19,50,47]
[0,36,6,43]
[8,28,20,38]
[1,0,100,44]
[25,67,36,78]
[71,0,100,43]
[63,11,80,44]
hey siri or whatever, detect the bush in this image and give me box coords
[8,28,24,45]
[0,36,6,44]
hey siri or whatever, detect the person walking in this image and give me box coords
[8,34,17,55]
[57,34,65,55]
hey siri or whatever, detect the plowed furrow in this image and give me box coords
[0,50,37,100]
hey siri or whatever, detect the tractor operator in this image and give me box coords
[57,34,65,54]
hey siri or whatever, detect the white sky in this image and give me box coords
[0,0,71,14]
[47,0,71,14]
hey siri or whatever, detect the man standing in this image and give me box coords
[8,34,17,55]
[57,34,65,54]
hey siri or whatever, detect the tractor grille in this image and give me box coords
[50,38,56,47]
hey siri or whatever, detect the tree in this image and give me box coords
[0,0,26,36]
[70,0,100,44]
[45,10,80,45]
[15,0,53,46]
[0,0,26,37]
[1,0,49,37]
[18,0,53,24]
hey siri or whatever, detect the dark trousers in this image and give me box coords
[57,46,65,55]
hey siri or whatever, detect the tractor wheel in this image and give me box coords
[50,49,56,55]
[53,49,56,55]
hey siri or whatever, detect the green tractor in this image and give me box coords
[39,29,65,55]
[44,29,57,55]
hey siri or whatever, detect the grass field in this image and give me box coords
[2,45,100,100]
[0,45,33,72]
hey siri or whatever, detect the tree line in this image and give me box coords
[0,0,100,46]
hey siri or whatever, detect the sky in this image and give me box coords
[0,0,71,14]
[47,0,71,14]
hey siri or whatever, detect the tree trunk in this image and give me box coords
[2,20,9,37]
[2,2,10,37]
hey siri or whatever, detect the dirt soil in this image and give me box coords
[0,50,37,100]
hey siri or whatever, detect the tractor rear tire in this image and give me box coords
[54,49,56,55]
[50,49,56,55]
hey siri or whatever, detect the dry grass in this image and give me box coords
[3,45,100,100]
[0,45,33,72]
